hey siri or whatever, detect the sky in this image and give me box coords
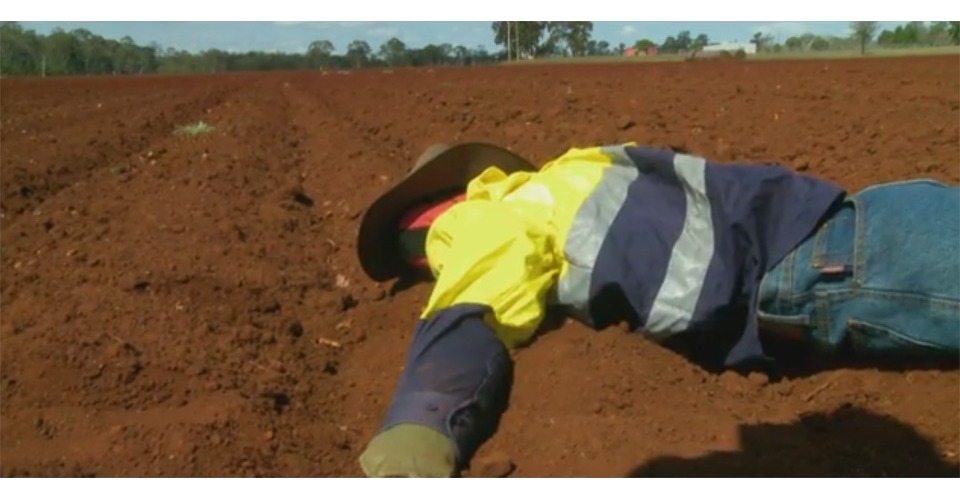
[16,21,910,54]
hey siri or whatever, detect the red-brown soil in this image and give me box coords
[2,56,958,477]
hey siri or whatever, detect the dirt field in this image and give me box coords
[1,55,958,478]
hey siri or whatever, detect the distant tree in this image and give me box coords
[750,31,776,52]
[77,33,115,74]
[140,43,159,73]
[877,29,895,45]
[536,35,566,57]
[307,40,334,69]
[784,36,802,51]
[688,33,710,57]
[474,44,491,62]
[925,21,950,45]
[616,42,626,55]
[0,22,42,75]
[950,22,960,44]
[111,36,147,74]
[416,44,451,66]
[540,22,563,55]
[492,21,546,59]
[346,39,372,68]
[453,45,471,65]
[585,39,611,56]
[564,21,594,56]
[71,28,97,73]
[540,22,593,57]
[811,36,830,51]
[378,37,406,67]
[438,43,454,64]
[676,30,692,51]
[882,22,924,45]
[634,38,655,51]
[659,30,695,54]
[491,21,509,57]
[850,21,879,55]
[904,21,928,44]
[892,25,906,43]
[44,28,84,75]
[201,49,229,73]
[660,36,679,53]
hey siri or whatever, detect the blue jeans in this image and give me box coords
[758,179,960,358]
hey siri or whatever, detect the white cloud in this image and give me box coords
[621,25,637,36]
[366,26,400,38]
[751,22,814,38]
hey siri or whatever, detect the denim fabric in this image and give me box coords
[758,179,960,358]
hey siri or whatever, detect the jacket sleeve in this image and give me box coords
[375,198,560,466]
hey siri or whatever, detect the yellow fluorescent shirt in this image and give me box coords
[420,145,622,349]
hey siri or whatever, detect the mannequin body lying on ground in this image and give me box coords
[353,142,960,478]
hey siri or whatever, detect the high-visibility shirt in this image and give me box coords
[379,143,846,463]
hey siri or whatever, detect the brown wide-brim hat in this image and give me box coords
[357,142,537,282]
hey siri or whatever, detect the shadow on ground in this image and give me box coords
[629,405,959,477]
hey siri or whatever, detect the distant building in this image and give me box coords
[701,42,757,54]
[624,46,658,57]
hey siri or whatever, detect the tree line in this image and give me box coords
[1,21,958,77]
[799,21,958,55]
[0,22,504,76]
[626,22,959,56]
[490,21,959,58]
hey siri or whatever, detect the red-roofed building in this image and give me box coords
[624,46,658,57]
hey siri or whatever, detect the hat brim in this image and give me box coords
[357,142,537,282]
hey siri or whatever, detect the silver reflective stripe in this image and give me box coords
[644,153,715,340]
[557,146,638,321]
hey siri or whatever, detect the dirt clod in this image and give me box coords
[470,453,516,478]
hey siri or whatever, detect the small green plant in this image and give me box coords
[175,121,216,137]
[110,166,127,175]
